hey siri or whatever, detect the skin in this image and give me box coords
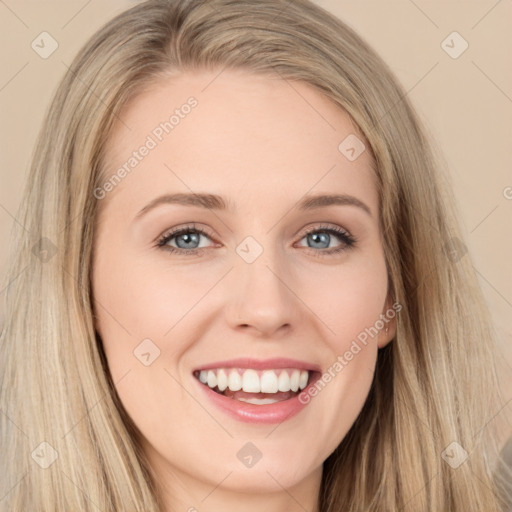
[91,68,396,512]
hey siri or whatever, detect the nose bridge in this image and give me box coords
[227,237,298,336]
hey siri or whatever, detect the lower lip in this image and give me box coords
[194,376,316,424]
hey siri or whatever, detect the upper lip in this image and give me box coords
[192,357,321,373]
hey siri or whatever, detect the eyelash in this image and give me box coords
[155,223,357,258]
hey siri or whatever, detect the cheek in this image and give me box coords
[298,251,388,353]
[295,251,387,423]
[92,249,205,374]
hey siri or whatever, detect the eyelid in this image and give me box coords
[155,223,218,247]
[298,222,351,238]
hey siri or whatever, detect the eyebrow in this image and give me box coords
[134,192,372,219]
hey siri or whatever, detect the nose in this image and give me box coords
[225,251,301,338]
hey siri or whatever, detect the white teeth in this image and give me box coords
[198,368,311,394]
[260,370,278,393]
[217,369,228,392]
[242,369,260,393]
[299,370,308,390]
[207,370,217,388]
[228,369,242,391]
[278,371,291,392]
[237,397,280,405]
[290,370,300,392]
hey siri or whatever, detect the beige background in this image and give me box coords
[0,1,511,442]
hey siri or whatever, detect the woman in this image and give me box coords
[0,0,510,510]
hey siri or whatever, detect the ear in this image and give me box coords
[377,293,398,349]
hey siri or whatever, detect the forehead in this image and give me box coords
[99,68,377,217]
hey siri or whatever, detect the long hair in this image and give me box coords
[1,0,510,509]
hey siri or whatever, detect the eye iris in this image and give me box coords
[176,232,200,249]
[308,232,330,249]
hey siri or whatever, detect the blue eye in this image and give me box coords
[156,224,213,256]
[297,224,357,255]
[156,223,357,257]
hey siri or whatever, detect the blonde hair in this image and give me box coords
[1,0,510,510]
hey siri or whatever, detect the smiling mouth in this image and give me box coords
[193,367,316,405]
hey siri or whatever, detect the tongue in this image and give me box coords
[223,388,295,401]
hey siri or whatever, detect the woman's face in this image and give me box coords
[92,68,395,503]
